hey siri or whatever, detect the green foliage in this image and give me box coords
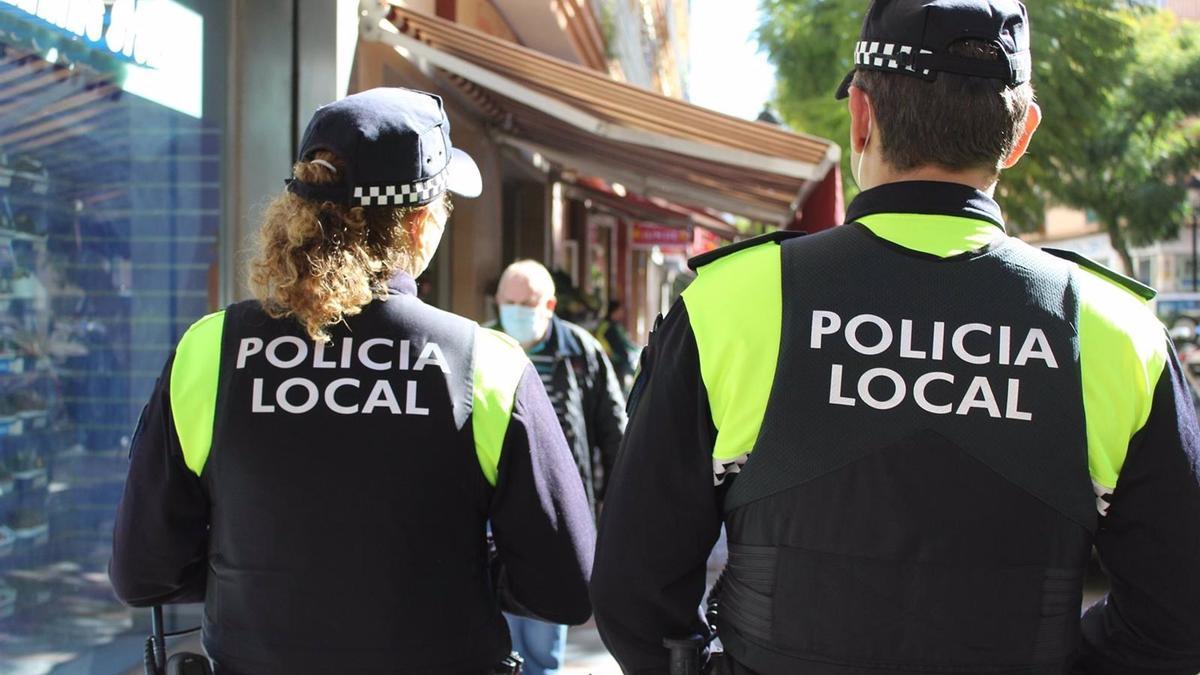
[758,1,1200,257]
[1053,12,1200,265]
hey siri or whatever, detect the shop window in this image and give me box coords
[0,1,226,671]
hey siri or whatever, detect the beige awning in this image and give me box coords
[361,5,841,224]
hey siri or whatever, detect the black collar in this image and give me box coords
[845,181,1006,231]
[387,271,418,296]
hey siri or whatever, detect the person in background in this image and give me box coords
[493,259,627,675]
[109,88,595,675]
[595,300,639,393]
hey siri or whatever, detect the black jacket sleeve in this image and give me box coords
[109,354,211,607]
[591,303,722,674]
[490,363,596,625]
[1078,346,1200,674]
[585,338,627,501]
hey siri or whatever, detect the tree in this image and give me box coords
[758,1,1200,268]
[1053,13,1200,272]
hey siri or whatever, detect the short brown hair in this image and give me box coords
[853,40,1034,173]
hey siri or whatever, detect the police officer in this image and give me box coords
[110,88,596,674]
[591,2,1200,673]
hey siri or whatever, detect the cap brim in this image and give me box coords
[445,147,482,198]
[834,70,855,100]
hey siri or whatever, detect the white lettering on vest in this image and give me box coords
[414,342,451,373]
[266,336,307,369]
[914,371,954,414]
[1014,329,1058,368]
[398,340,411,370]
[362,380,403,414]
[899,319,927,359]
[358,338,393,371]
[313,340,337,369]
[845,314,893,356]
[325,378,360,415]
[931,321,946,361]
[951,323,992,365]
[858,367,905,410]
[811,310,841,349]
[956,376,1001,418]
[828,364,856,406]
[236,337,263,369]
[277,378,319,414]
[251,378,275,413]
[1005,378,1032,421]
[406,380,430,416]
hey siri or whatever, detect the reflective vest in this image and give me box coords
[169,289,526,674]
[683,214,1164,673]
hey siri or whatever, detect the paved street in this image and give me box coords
[564,621,620,675]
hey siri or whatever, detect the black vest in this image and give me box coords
[718,225,1096,674]
[200,295,506,675]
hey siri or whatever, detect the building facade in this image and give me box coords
[0,1,840,672]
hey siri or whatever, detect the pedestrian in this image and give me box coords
[109,88,595,675]
[493,259,627,675]
[591,1,1200,673]
[595,300,640,393]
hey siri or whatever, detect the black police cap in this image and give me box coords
[834,0,1032,100]
[286,87,482,207]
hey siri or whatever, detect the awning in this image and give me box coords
[566,177,742,240]
[360,4,842,226]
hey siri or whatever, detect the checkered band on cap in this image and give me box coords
[854,41,932,76]
[353,171,449,207]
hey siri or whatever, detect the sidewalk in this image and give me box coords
[562,621,620,675]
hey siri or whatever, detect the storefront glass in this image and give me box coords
[0,1,226,671]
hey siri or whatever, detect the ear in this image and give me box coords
[546,296,558,313]
[1002,101,1041,169]
[848,84,873,154]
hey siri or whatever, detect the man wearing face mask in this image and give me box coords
[493,259,626,675]
[591,1,1200,673]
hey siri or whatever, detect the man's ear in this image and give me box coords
[1002,101,1041,169]
[849,84,873,154]
[546,296,558,313]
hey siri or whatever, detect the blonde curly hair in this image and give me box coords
[249,151,451,342]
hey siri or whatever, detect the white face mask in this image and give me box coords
[499,303,551,346]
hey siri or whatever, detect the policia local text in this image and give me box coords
[235,336,451,415]
[811,310,1058,421]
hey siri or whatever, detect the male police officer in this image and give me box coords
[110,88,595,674]
[591,2,1200,673]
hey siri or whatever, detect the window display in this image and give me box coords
[0,2,224,671]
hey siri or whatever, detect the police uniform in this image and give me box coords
[590,4,1200,670]
[110,89,595,675]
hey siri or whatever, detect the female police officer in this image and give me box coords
[109,88,595,674]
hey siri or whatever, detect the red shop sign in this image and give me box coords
[632,222,691,247]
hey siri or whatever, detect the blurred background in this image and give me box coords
[0,1,1195,673]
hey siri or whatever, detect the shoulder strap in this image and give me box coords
[1043,248,1156,301]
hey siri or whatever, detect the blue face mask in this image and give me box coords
[499,304,547,345]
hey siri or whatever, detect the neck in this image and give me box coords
[869,165,999,195]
